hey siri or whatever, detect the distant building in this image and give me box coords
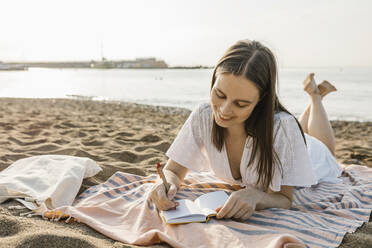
[5,57,168,69]
[0,61,28,71]
[107,57,168,69]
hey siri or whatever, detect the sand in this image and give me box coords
[0,98,371,248]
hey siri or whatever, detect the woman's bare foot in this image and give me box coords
[303,73,320,95]
[318,80,337,98]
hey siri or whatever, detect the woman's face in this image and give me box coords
[210,73,260,130]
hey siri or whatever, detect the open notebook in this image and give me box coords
[161,191,229,224]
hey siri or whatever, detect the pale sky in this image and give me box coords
[1,0,371,67]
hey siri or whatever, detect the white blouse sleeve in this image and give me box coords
[165,105,210,172]
[270,114,317,191]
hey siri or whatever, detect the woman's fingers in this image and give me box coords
[240,210,254,220]
[151,182,178,211]
[167,183,178,200]
[216,197,237,219]
[157,184,177,210]
[233,206,247,219]
[156,183,167,200]
[216,191,256,220]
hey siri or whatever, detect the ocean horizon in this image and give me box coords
[1,67,371,121]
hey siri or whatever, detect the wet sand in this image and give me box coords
[0,98,371,248]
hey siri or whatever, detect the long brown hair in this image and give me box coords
[211,40,306,190]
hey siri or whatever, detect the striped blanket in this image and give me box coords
[55,164,372,248]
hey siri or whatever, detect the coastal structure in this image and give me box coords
[4,57,168,69]
[0,61,28,71]
[93,57,168,69]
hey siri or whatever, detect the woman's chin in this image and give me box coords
[213,112,234,127]
[215,118,230,128]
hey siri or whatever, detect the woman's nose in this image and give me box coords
[220,101,233,115]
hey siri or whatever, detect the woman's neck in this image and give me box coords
[226,125,246,138]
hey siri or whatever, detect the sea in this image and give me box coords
[0,67,371,121]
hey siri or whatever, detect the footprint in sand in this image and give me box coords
[115,131,135,137]
[134,142,171,153]
[0,122,13,130]
[53,148,102,161]
[7,137,48,146]
[28,144,61,153]
[107,151,154,163]
[59,130,88,138]
[107,151,138,163]
[21,130,42,137]
[16,234,97,248]
[113,139,134,145]
[60,121,80,128]
[134,146,149,152]
[112,132,136,144]
[2,124,14,130]
[53,124,65,129]
[59,130,72,135]
[28,121,53,130]
[83,128,100,133]
[52,139,70,145]
[0,216,20,237]
[82,139,106,147]
[78,131,88,138]
[139,134,161,143]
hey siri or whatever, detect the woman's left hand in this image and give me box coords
[216,186,261,220]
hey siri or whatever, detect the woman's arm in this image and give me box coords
[216,185,293,220]
[163,159,188,189]
[257,185,293,210]
[150,159,188,210]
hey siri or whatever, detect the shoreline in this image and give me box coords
[2,96,372,123]
[0,97,371,167]
[0,97,371,247]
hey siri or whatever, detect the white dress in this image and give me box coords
[166,103,342,192]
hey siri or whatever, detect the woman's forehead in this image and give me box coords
[214,73,260,101]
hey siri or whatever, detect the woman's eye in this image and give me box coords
[235,103,248,108]
[215,91,225,98]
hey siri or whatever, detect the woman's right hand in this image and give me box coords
[150,181,179,211]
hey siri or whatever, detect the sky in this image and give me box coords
[1,0,371,67]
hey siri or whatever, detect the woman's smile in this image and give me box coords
[218,112,233,121]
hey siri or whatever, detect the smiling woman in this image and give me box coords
[208,40,308,193]
[211,74,260,126]
[210,74,261,181]
[149,39,343,221]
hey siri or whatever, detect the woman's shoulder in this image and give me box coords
[191,102,212,121]
[196,102,212,114]
[273,111,305,143]
[274,111,295,122]
[274,111,298,129]
[189,103,213,137]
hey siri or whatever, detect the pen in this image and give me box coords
[156,162,170,193]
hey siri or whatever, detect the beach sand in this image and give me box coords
[0,98,371,248]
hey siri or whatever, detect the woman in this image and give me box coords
[150,40,342,220]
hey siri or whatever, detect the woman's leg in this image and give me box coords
[298,105,310,134]
[298,73,315,134]
[302,73,337,155]
[299,79,336,134]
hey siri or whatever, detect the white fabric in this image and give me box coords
[0,155,102,208]
[167,103,341,191]
[305,134,343,183]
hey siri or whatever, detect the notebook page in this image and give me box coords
[162,199,203,221]
[194,191,229,213]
